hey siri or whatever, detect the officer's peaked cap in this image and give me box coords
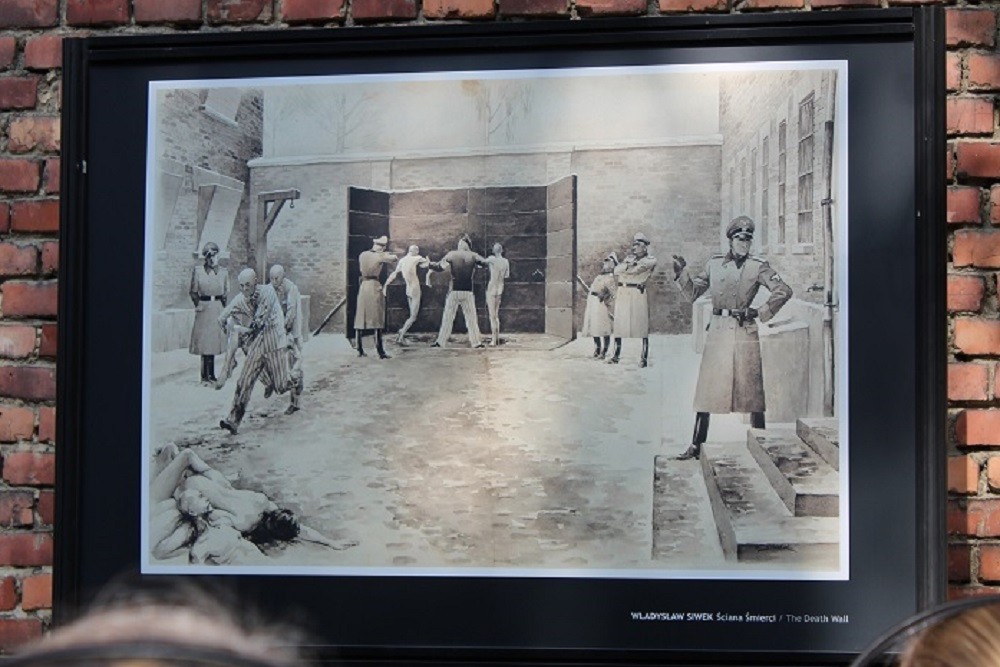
[726,216,755,239]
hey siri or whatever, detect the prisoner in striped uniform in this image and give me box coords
[219,268,292,435]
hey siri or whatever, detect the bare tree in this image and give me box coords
[464,80,534,146]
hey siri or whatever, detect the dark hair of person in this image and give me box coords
[8,576,308,667]
[244,508,300,545]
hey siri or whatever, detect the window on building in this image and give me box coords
[777,120,787,246]
[798,93,815,245]
[761,137,769,247]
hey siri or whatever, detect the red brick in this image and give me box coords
[7,117,59,154]
[987,456,1000,490]
[948,53,963,93]
[0,491,34,527]
[0,367,56,402]
[811,0,878,8]
[0,533,52,566]
[21,573,51,611]
[739,0,805,9]
[281,0,344,21]
[66,0,130,25]
[0,407,35,441]
[0,161,40,194]
[0,77,38,109]
[2,282,57,318]
[352,0,417,20]
[135,0,203,23]
[949,186,982,224]
[42,159,59,195]
[24,35,62,70]
[990,185,1000,224]
[949,454,980,493]
[957,409,1000,445]
[948,275,985,313]
[10,200,58,233]
[0,0,58,28]
[949,497,967,535]
[955,142,1000,179]
[36,490,53,524]
[980,544,1000,582]
[207,0,273,23]
[950,362,990,401]
[966,498,1000,536]
[0,577,16,611]
[37,406,53,443]
[948,143,955,180]
[659,0,727,9]
[0,243,39,277]
[0,203,8,234]
[969,53,1000,92]
[423,0,493,18]
[577,0,646,16]
[3,452,54,486]
[949,584,1000,600]
[38,326,55,360]
[498,0,566,16]
[41,241,57,276]
[955,319,1000,356]
[0,618,42,650]
[947,8,997,48]
[0,37,15,70]
[953,229,1000,268]
[949,543,972,583]
[948,97,994,136]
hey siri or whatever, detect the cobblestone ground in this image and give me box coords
[147,333,755,573]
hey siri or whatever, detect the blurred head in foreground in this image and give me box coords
[900,601,1000,667]
[11,580,304,667]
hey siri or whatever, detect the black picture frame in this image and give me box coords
[56,8,945,665]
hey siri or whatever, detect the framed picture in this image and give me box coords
[57,8,945,664]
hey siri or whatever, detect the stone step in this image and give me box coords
[701,442,840,568]
[746,427,840,518]
[797,417,840,471]
[651,455,726,565]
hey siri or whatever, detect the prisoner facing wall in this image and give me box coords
[346,180,574,338]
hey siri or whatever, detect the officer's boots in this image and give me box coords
[676,412,710,460]
[607,338,622,364]
[375,330,390,360]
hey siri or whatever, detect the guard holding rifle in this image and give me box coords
[672,216,792,461]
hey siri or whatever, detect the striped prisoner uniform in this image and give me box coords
[225,283,291,427]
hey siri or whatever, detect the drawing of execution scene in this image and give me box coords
[142,62,847,577]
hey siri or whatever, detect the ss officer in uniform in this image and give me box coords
[672,216,792,461]
[608,233,657,368]
[189,241,229,384]
[354,235,398,359]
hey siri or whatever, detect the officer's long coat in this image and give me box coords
[355,249,397,330]
[189,264,229,356]
[676,253,792,413]
[612,254,657,338]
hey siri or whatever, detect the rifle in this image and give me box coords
[312,296,348,337]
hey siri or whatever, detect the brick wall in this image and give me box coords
[0,0,981,653]
[153,88,263,310]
